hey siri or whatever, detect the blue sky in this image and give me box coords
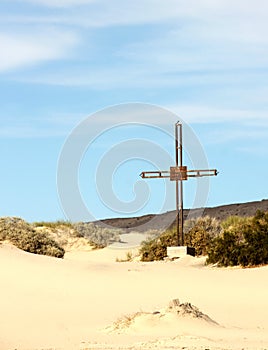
[0,0,268,222]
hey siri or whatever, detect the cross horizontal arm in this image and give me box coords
[187,169,218,177]
[140,168,218,179]
[139,171,170,179]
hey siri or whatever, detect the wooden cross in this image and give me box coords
[140,121,218,246]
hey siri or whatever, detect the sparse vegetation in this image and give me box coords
[73,222,122,248]
[0,217,123,256]
[207,210,268,267]
[140,228,177,261]
[0,217,65,258]
[2,209,268,268]
[33,220,73,229]
[140,216,222,261]
[34,221,123,249]
[220,215,250,231]
[184,216,222,256]
[116,251,134,262]
[140,211,268,267]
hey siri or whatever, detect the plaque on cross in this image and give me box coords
[140,121,218,247]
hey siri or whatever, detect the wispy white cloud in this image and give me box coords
[168,104,268,147]
[0,125,67,138]
[3,0,268,89]
[6,0,268,28]
[0,29,78,72]
[1,0,267,80]
[169,105,268,126]
[117,19,268,73]
[14,0,96,8]
[0,113,84,138]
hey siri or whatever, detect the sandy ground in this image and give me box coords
[0,240,268,350]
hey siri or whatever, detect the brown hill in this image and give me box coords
[95,199,268,233]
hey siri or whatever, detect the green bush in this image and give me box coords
[0,217,65,258]
[206,230,241,266]
[185,216,222,256]
[140,228,177,261]
[140,211,268,266]
[207,210,268,267]
[239,210,268,266]
[140,216,221,261]
[221,215,249,230]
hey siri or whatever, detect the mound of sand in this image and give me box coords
[166,298,219,324]
[106,298,219,335]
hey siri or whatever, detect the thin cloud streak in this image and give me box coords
[0,29,79,72]
[14,0,96,8]
[1,0,268,81]
[4,0,268,30]
[2,104,268,140]
[169,105,268,126]
[0,126,67,138]
[0,113,84,138]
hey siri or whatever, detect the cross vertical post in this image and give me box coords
[140,121,218,253]
[175,123,180,245]
[175,122,184,246]
[178,122,184,246]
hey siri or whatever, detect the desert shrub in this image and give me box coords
[140,228,177,261]
[73,223,122,248]
[221,215,249,230]
[206,230,241,266]
[140,216,222,261]
[222,215,252,248]
[0,217,65,258]
[10,230,65,258]
[239,210,268,266]
[184,216,222,256]
[33,220,73,230]
[34,221,123,250]
[207,210,268,267]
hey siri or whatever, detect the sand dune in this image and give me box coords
[105,298,220,335]
[0,240,268,350]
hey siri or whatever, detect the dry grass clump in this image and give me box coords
[0,217,65,258]
[73,223,122,249]
[108,311,146,332]
[116,251,134,262]
[33,221,122,250]
[33,220,73,229]
[34,223,89,252]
